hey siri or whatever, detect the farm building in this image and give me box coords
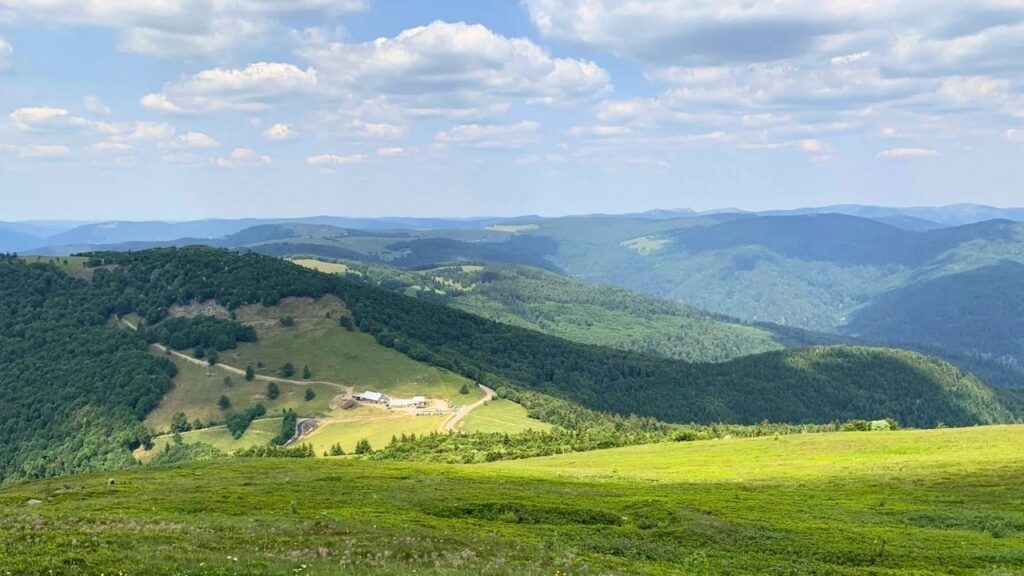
[353,391,390,405]
[389,396,428,409]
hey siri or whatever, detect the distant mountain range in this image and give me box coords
[7,203,1024,254]
[8,204,1024,387]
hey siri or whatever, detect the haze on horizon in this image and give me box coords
[2,0,1024,221]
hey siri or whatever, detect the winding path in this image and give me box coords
[442,384,496,433]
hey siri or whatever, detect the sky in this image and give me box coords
[1,0,1023,221]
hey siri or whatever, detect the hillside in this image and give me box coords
[82,248,1018,427]
[2,425,1022,574]
[2,248,1017,483]
[295,260,791,363]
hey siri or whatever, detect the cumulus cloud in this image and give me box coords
[569,125,632,138]
[89,141,134,153]
[1006,128,1024,143]
[162,131,219,149]
[376,147,403,157]
[0,38,11,71]
[262,122,296,141]
[214,147,272,167]
[298,21,610,113]
[141,62,318,113]
[877,147,938,159]
[434,121,540,149]
[0,0,370,58]
[306,153,366,166]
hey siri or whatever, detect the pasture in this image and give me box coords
[2,425,1022,575]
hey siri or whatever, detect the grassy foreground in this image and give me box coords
[1,426,1023,575]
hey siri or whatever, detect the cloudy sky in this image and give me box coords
[2,0,1023,220]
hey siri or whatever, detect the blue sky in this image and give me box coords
[1,0,1023,220]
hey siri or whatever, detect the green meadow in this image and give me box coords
[305,414,449,455]
[2,425,1022,575]
[459,399,554,434]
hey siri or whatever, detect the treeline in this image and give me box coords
[142,316,257,352]
[84,248,1018,429]
[371,419,897,464]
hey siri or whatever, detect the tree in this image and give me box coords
[459,383,471,395]
[302,365,312,380]
[304,388,316,401]
[281,362,295,378]
[354,438,372,455]
[280,316,295,327]
[207,350,219,366]
[194,345,206,359]
[245,365,255,381]
[217,395,231,411]
[340,316,355,332]
[223,376,233,387]
[170,412,191,433]
[172,431,183,446]
[266,381,280,400]
[329,443,345,456]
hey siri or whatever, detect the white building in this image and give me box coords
[354,391,390,404]
[389,396,428,409]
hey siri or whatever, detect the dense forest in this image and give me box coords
[86,248,1018,427]
[0,256,175,483]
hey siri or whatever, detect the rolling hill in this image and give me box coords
[3,248,1018,484]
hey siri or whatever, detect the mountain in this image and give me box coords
[38,216,530,249]
[3,248,1015,483]
[0,226,43,252]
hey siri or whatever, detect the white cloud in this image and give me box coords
[877,147,938,159]
[799,139,827,153]
[831,52,871,66]
[376,147,403,157]
[262,122,295,141]
[141,62,318,113]
[435,121,540,149]
[9,107,108,132]
[569,125,632,138]
[1,143,71,158]
[163,131,219,148]
[0,38,11,71]
[116,122,175,141]
[0,0,370,58]
[306,153,366,166]
[213,147,272,167]
[89,141,134,153]
[1006,128,1024,143]
[83,96,111,116]
[299,20,610,111]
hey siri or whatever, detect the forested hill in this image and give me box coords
[306,261,818,363]
[0,256,175,482]
[84,247,1016,428]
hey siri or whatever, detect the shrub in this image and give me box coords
[266,382,280,400]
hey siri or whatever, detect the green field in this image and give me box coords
[459,400,553,434]
[305,415,448,455]
[224,296,483,405]
[3,425,1022,575]
[144,352,344,432]
[138,418,283,463]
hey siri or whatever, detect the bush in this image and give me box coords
[304,388,316,401]
[217,395,231,411]
[302,365,312,379]
[266,382,280,400]
[280,316,295,327]
[354,438,373,455]
[281,363,295,378]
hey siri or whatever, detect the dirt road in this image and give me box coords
[441,384,495,432]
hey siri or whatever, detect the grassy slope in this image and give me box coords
[224,296,482,404]
[1,426,1021,575]
[305,415,448,454]
[459,399,553,434]
[145,352,341,432]
[138,418,283,463]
